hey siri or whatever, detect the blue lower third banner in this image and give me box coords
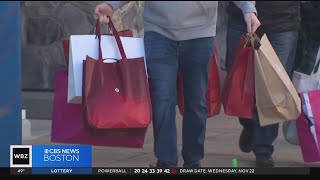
[31,145,92,174]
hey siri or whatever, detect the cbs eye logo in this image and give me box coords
[10,145,32,167]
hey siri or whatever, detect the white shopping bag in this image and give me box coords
[292,46,320,93]
[283,46,320,145]
[67,35,146,104]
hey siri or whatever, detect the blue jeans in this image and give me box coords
[144,31,214,166]
[225,18,298,158]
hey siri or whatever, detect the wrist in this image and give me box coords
[244,12,257,17]
[104,2,114,11]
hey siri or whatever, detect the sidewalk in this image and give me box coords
[22,109,319,167]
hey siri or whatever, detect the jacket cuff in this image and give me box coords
[105,1,126,11]
[240,2,257,16]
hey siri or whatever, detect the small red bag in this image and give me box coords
[177,42,221,117]
[222,35,255,119]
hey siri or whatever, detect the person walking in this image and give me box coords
[95,1,260,167]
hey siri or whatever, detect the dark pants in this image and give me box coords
[225,18,298,158]
[144,31,214,166]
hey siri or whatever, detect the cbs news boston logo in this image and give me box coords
[10,145,91,168]
[10,145,32,167]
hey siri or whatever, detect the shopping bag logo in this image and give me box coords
[10,145,32,167]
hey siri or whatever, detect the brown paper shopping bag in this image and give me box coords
[254,34,301,126]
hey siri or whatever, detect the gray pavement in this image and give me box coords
[22,108,320,168]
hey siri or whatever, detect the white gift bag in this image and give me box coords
[283,46,320,145]
[292,46,320,93]
[67,35,146,104]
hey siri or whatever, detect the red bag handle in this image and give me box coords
[95,17,128,62]
[94,18,103,60]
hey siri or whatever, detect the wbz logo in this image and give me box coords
[10,145,32,167]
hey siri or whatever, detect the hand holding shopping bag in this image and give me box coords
[67,19,144,104]
[51,23,148,148]
[83,18,152,131]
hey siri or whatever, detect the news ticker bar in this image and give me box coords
[5,167,319,175]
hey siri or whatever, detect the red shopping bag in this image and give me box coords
[83,19,152,130]
[297,90,320,162]
[51,69,148,148]
[177,42,221,117]
[62,39,69,67]
[222,35,255,119]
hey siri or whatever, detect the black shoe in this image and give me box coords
[149,160,175,168]
[183,162,201,168]
[256,156,274,168]
[239,128,253,153]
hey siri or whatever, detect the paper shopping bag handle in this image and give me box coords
[246,33,261,50]
[95,17,128,61]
